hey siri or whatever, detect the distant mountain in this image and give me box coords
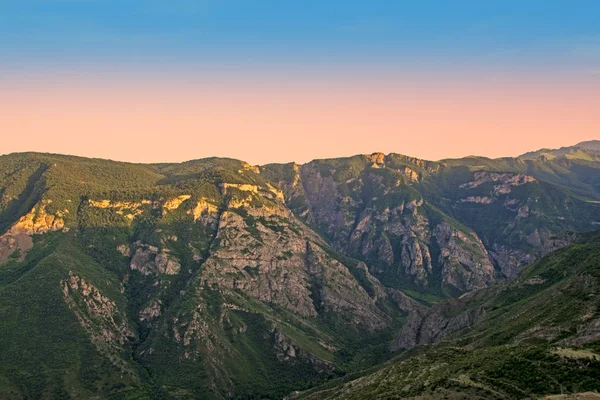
[578,140,600,152]
[0,143,599,398]
[519,140,600,161]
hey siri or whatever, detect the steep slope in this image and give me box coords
[420,165,598,278]
[263,156,497,297]
[0,147,599,399]
[297,232,600,399]
[128,179,396,398]
[391,231,600,352]
[0,233,141,399]
[0,153,404,399]
[265,152,600,294]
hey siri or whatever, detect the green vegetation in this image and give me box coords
[298,232,600,399]
[298,345,600,399]
[0,149,600,399]
[0,233,144,399]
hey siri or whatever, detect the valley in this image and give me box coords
[0,141,599,399]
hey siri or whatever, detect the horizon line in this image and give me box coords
[1,140,596,167]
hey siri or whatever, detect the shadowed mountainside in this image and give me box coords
[0,143,598,399]
[295,231,600,400]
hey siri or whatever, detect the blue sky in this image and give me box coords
[1,0,599,72]
[1,1,599,163]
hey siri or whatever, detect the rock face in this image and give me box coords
[9,200,65,235]
[89,199,149,213]
[391,232,600,355]
[269,156,497,293]
[196,186,390,330]
[162,195,191,213]
[189,198,219,222]
[130,243,181,275]
[270,155,596,293]
[443,168,585,276]
[139,300,162,322]
[390,303,484,351]
[61,272,135,371]
[434,223,496,292]
[124,175,399,396]
[0,232,32,265]
[459,171,536,193]
[0,200,65,264]
[488,244,535,280]
[1,151,599,399]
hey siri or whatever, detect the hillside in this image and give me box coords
[576,140,600,152]
[519,140,600,162]
[0,153,409,399]
[295,232,600,399]
[0,144,598,399]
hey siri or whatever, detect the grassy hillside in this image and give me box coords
[0,148,599,399]
[296,232,600,399]
[0,232,146,399]
[0,153,404,399]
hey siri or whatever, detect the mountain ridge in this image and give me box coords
[3,139,599,170]
[0,142,598,399]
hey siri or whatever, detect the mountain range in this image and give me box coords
[0,140,599,399]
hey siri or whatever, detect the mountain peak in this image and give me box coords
[575,140,600,151]
[519,140,600,161]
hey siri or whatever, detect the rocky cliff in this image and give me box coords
[0,149,598,399]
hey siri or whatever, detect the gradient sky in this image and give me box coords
[1,1,599,164]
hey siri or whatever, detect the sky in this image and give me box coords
[1,0,599,164]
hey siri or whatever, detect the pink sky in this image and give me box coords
[1,69,598,165]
